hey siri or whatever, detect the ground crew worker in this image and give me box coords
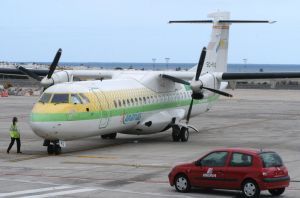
[7,117,22,154]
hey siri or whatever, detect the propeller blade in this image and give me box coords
[202,87,233,97]
[186,99,194,124]
[17,66,42,81]
[160,74,190,85]
[47,48,62,79]
[195,47,207,81]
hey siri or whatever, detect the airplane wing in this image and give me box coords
[0,67,48,78]
[221,72,300,80]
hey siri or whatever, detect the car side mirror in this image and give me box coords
[195,160,202,166]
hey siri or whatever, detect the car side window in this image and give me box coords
[230,153,253,167]
[200,151,228,167]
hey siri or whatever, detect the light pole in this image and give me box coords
[165,57,170,70]
[152,58,156,70]
[243,58,247,72]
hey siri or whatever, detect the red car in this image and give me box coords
[168,148,290,198]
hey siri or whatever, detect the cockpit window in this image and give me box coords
[51,94,69,104]
[71,94,83,104]
[39,93,52,103]
[79,93,90,104]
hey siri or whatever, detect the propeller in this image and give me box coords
[16,48,62,87]
[161,47,232,124]
[47,48,62,79]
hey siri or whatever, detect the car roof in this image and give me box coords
[210,148,273,155]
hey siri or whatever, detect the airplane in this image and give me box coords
[5,11,300,154]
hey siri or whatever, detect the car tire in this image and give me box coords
[174,174,191,193]
[241,179,260,198]
[269,188,285,196]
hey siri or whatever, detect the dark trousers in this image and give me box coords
[7,138,21,153]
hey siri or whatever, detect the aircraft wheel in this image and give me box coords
[180,127,189,142]
[54,145,62,155]
[108,133,117,139]
[172,125,181,142]
[47,145,54,154]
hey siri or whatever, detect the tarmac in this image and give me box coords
[0,89,300,198]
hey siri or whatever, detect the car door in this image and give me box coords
[224,152,254,189]
[189,151,229,189]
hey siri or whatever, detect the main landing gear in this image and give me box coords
[172,125,189,142]
[101,133,117,140]
[43,140,62,155]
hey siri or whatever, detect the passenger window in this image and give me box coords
[39,93,52,103]
[260,152,283,168]
[131,98,134,106]
[71,94,83,104]
[127,99,130,106]
[51,94,69,104]
[200,151,229,167]
[79,93,90,104]
[113,100,117,108]
[230,153,253,167]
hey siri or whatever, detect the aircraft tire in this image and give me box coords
[172,125,181,142]
[108,133,117,139]
[180,127,189,142]
[47,145,54,154]
[54,145,62,155]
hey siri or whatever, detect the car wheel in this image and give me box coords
[269,188,285,196]
[242,180,260,198]
[174,174,191,193]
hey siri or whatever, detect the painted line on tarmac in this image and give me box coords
[19,188,96,198]
[0,186,72,197]
[76,155,118,159]
[0,177,191,198]
[62,161,171,169]
[95,187,194,198]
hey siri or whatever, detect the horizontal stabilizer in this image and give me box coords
[169,20,275,24]
[222,72,300,80]
[169,20,213,24]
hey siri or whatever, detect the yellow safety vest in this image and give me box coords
[9,124,20,138]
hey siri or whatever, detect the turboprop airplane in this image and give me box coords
[10,11,300,154]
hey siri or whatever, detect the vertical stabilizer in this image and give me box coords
[203,12,230,73]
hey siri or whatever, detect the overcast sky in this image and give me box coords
[1,0,299,64]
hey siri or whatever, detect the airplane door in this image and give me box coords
[91,88,110,128]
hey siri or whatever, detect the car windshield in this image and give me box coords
[260,152,283,168]
[39,93,52,103]
[51,94,69,104]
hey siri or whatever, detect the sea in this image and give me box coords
[19,62,300,72]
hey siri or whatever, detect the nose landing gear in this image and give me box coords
[43,140,62,155]
[172,125,189,142]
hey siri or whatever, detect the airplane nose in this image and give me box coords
[30,121,60,140]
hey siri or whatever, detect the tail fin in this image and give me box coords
[204,11,230,73]
[169,11,274,73]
